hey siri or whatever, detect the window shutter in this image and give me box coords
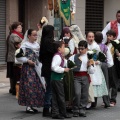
[0,0,6,64]
[85,0,104,34]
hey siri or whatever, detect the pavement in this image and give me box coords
[0,66,120,120]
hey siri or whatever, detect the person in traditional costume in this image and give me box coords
[6,22,23,95]
[51,41,72,119]
[39,25,56,117]
[16,29,45,113]
[102,10,120,44]
[69,40,95,117]
[106,29,120,106]
[95,32,114,107]
[14,38,22,99]
[60,27,76,112]
[37,16,48,44]
[86,32,108,108]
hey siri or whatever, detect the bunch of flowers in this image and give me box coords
[15,48,25,58]
[67,60,77,70]
[97,52,106,62]
[87,50,95,66]
[110,39,120,52]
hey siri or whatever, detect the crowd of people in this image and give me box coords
[5,10,120,119]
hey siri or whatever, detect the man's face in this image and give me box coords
[116,13,120,23]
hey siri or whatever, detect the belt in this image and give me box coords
[74,71,91,83]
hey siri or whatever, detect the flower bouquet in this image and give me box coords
[97,52,106,62]
[110,39,120,52]
[110,39,120,61]
[15,48,25,58]
[87,50,95,66]
[67,60,77,70]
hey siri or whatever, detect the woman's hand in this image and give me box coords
[27,60,35,66]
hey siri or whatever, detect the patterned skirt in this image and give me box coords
[18,64,45,107]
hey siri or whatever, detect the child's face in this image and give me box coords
[58,44,65,54]
[86,32,95,45]
[15,43,21,49]
[64,33,71,38]
[28,30,37,43]
[107,35,116,43]
[78,46,87,55]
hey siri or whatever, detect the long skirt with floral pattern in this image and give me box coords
[18,48,45,107]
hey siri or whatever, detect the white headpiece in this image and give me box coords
[69,24,85,41]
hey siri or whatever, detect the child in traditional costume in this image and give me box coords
[14,39,22,99]
[51,41,72,119]
[69,40,95,117]
[106,29,120,106]
[86,32,108,108]
[95,32,113,107]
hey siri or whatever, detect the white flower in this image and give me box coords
[64,48,70,56]
[87,50,94,54]
[114,39,120,44]
[41,17,48,24]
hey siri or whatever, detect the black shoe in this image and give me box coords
[64,113,72,118]
[73,112,79,117]
[52,114,64,119]
[9,89,12,94]
[26,107,35,114]
[43,108,51,117]
[79,109,86,117]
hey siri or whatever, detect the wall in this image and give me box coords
[104,0,120,27]
[72,0,86,35]
[6,0,18,36]
[26,0,49,31]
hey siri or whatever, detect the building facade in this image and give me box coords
[0,0,120,64]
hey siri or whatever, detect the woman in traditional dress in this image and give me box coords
[16,29,45,113]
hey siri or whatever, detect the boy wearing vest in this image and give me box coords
[106,29,120,106]
[69,40,95,117]
[51,41,72,119]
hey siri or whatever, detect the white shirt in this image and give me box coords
[106,46,114,67]
[51,54,67,73]
[69,54,95,74]
[102,22,120,44]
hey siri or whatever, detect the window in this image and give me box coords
[85,0,104,34]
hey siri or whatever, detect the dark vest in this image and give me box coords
[73,54,82,72]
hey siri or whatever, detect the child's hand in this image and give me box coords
[95,61,100,65]
[64,68,70,72]
[88,59,94,67]
[27,60,35,66]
